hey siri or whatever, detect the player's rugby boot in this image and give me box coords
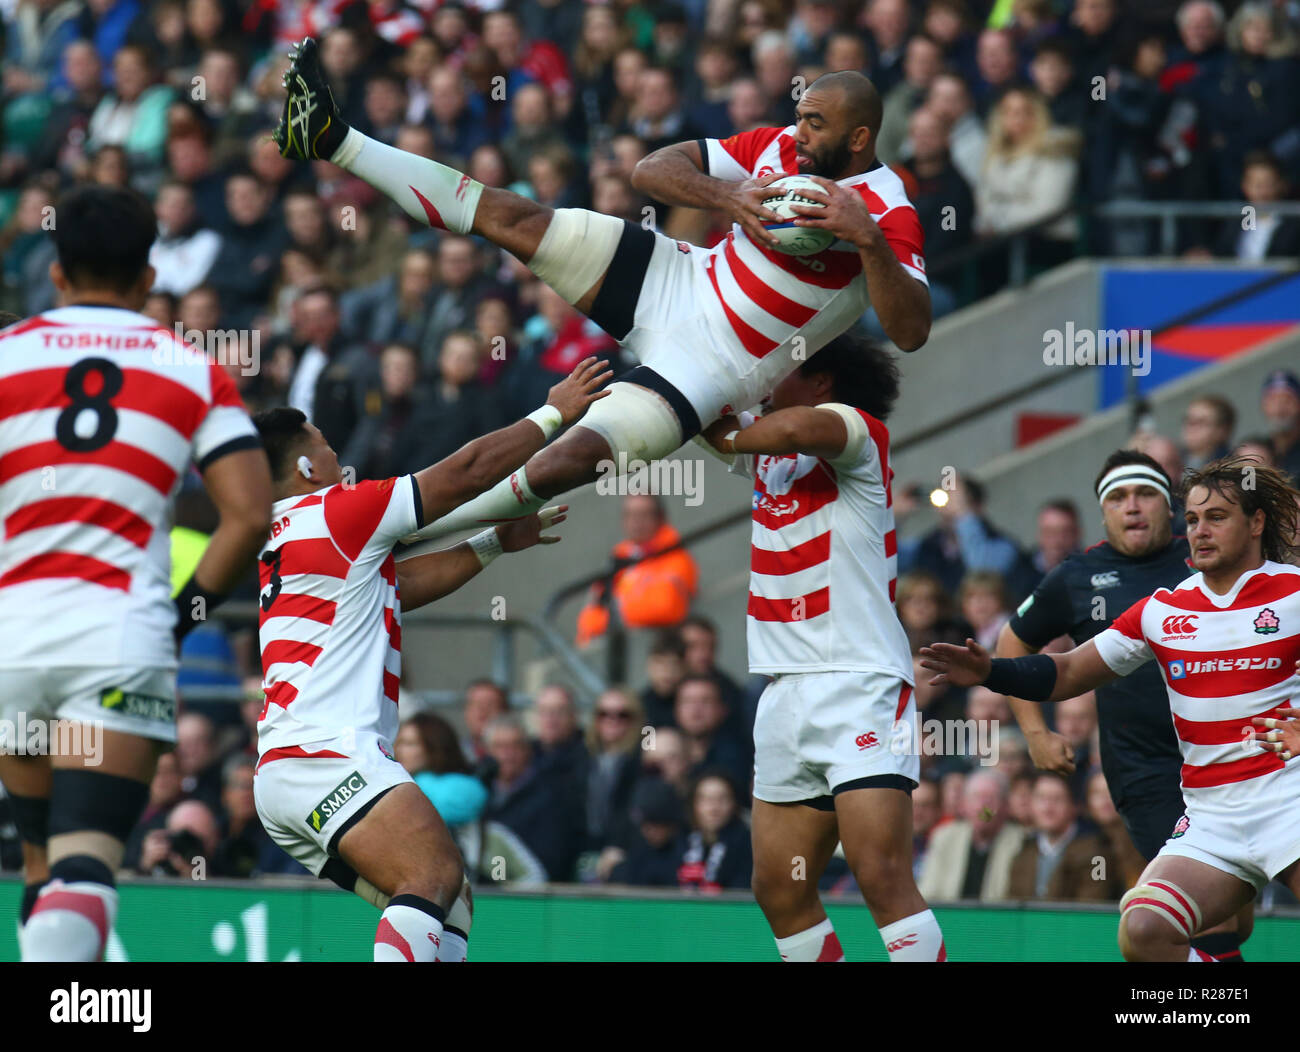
[274,37,348,161]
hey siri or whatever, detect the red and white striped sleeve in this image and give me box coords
[323,475,422,561]
[1094,595,1154,675]
[869,197,928,286]
[703,126,785,182]
[192,361,260,471]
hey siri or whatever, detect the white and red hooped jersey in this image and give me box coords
[695,126,926,406]
[0,306,258,669]
[1094,562,1300,808]
[731,406,912,678]
[256,475,421,759]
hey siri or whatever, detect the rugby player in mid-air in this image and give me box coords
[1000,450,1253,959]
[922,457,1300,961]
[273,37,929,548]
[251,358,606,962]
[701,334,944,962]
[0,185,273,961]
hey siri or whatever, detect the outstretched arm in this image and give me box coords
[414,358,610,523]
[918,636,1120,704]
[397,508,567,612]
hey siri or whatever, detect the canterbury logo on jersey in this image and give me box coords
[1168,656,1282,678]
[1090,571,1120,589]
[307,771,367,832]
[1160,614,1198,636]
[99,688,175,722]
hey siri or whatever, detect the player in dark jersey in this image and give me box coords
[997,449,1250,961]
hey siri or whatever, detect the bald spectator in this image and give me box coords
[974,29,1023,110]
[918,769,1025,901]
[138,799,219,878]
[1008,771,1120,901]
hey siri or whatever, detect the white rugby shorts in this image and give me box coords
[752,669,919,806]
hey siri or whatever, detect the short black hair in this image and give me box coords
[799,332,901,421]
[648,628,686,660]
[1092,449,1171,497]
[253,407,310,483]
[0,312,22,329]
[51,184,157,293]
[1039,497,1080,522]
[809,69,883,138]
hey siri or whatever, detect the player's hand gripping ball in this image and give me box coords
[762,175,838,256]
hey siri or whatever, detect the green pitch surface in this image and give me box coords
[2,879,1297,961]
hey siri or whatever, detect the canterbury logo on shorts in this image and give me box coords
[307,771,367,832]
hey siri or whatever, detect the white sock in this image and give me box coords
[334,128,483,234]
[22,880,119,962]
[406,466,545,543]
[775,918,845,962]
[374,895,445,963]
[437,928,469,963]
[879,909,946,962]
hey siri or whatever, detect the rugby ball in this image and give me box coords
[762,175,837,256]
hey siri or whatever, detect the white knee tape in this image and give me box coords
[1120,879,1201,937]
[528,208,624,304]
[579,380,685,464]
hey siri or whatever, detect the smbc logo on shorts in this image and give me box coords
[307,771,368,832]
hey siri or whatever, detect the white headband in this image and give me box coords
[1097,464,1171,507]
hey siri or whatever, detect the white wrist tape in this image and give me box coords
[526,404,564,440]
[468,528,504,568]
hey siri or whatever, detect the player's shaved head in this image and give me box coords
[809,70,883,139]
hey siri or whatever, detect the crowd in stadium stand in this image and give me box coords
[3,0,1300,900]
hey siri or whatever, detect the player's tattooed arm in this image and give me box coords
[702,407,848,460]
[788,177,931,352]
[919,636,1119,703]
[414,358,610,521]
[397,508,568,611]
[631,140,783,248]
[996,622,1076,774]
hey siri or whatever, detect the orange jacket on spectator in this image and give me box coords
[576,524,698,646]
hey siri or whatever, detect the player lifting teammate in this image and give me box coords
[701,334,944,962]
[1000,449,1252,960]
[273,37,930,548]
[251,360,606,962]
[921,457,1300,961]
[0,185,273,961]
